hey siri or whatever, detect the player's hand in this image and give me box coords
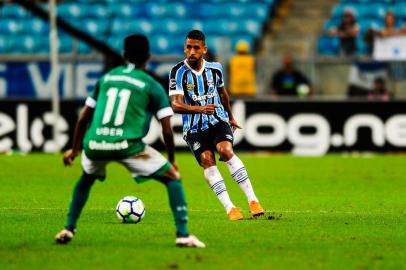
[169,161,182,179]
[63,149,78,167]
[229,119,242,132]
[199,104,218,115]
[170,161,179,171]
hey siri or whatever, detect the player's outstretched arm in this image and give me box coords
[218,87,242,131]
[160,116,177,169]
[170,94,217,114]
[63,105,93,167]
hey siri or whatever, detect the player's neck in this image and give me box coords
[187,59,204,72]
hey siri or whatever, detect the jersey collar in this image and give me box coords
[184,59,206,75]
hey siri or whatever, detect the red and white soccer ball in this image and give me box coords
[116,196,145,223]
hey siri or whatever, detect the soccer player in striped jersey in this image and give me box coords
[55,34,204,248]
[169,30,265,220]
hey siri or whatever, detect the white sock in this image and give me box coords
[204,166,235,213]
[226,155,258,203]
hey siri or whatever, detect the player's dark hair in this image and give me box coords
[186,30,205,44]
[123,34,150,65]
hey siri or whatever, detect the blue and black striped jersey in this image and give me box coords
[169,60,229,135]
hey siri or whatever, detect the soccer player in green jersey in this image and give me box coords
[55,34,205,248]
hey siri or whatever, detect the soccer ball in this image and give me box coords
[116,196,145,223]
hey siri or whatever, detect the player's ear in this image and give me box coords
[203,46,208,54]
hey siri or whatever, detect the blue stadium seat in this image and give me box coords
[204,20,223,35]
[222,3,245,18]
[245,3,269,20]
[20,19,49,35]
[62,2,108,19]
[0,35,10,53]
[0,0,274,56]
[156,19,184,35]
[143,3,170,18]
[91,4,109,20]
[58,3,82,19]
[127,20,155,35]
[393,3,406,20]
[206,20,239,35]
[331,4,361,20]
[317,36,339,56]
[107,35,124,53]
[59,35,74,53]
[339,0,360,3]
[111,18,130,36]
[182,20,204,33]
[0,19,21,35]
[1,4,28,18]
[221,3,269,20]
[165,3,187,18]
[81,19,109,36]
[9,35,38,54]
[109,3,140,18]
[358,0,391,3]
[150,35,173,54]
[78,42,92,54]
[35,38,51,54]
[193,3,220,19]
[167,35,184,55]
[237,20,262,36]
[184,20,204,32]
[361,3,387,20]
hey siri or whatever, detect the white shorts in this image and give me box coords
[81,145,170,182]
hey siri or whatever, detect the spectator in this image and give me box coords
[270,54,312,98]
[368,77,392,101]
[229,40,256,96]
[329,8,359,56]
[376,11,406,37]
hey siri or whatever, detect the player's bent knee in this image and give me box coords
[199,154,216,168]
[218,148,234,161]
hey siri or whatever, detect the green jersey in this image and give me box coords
[83,64,173,159]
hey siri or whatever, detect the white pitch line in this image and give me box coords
[0,207,402,215]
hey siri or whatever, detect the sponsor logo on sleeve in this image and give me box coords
[169,79,176,90]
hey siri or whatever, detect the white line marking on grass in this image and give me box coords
[0,207,401,215]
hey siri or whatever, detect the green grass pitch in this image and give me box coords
[0,153,405,270]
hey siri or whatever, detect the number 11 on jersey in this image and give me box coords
[102,88,131,126]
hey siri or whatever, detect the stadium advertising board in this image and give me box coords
[1,100,405,155]
[0,61,170,99]
[0,62,103,98]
